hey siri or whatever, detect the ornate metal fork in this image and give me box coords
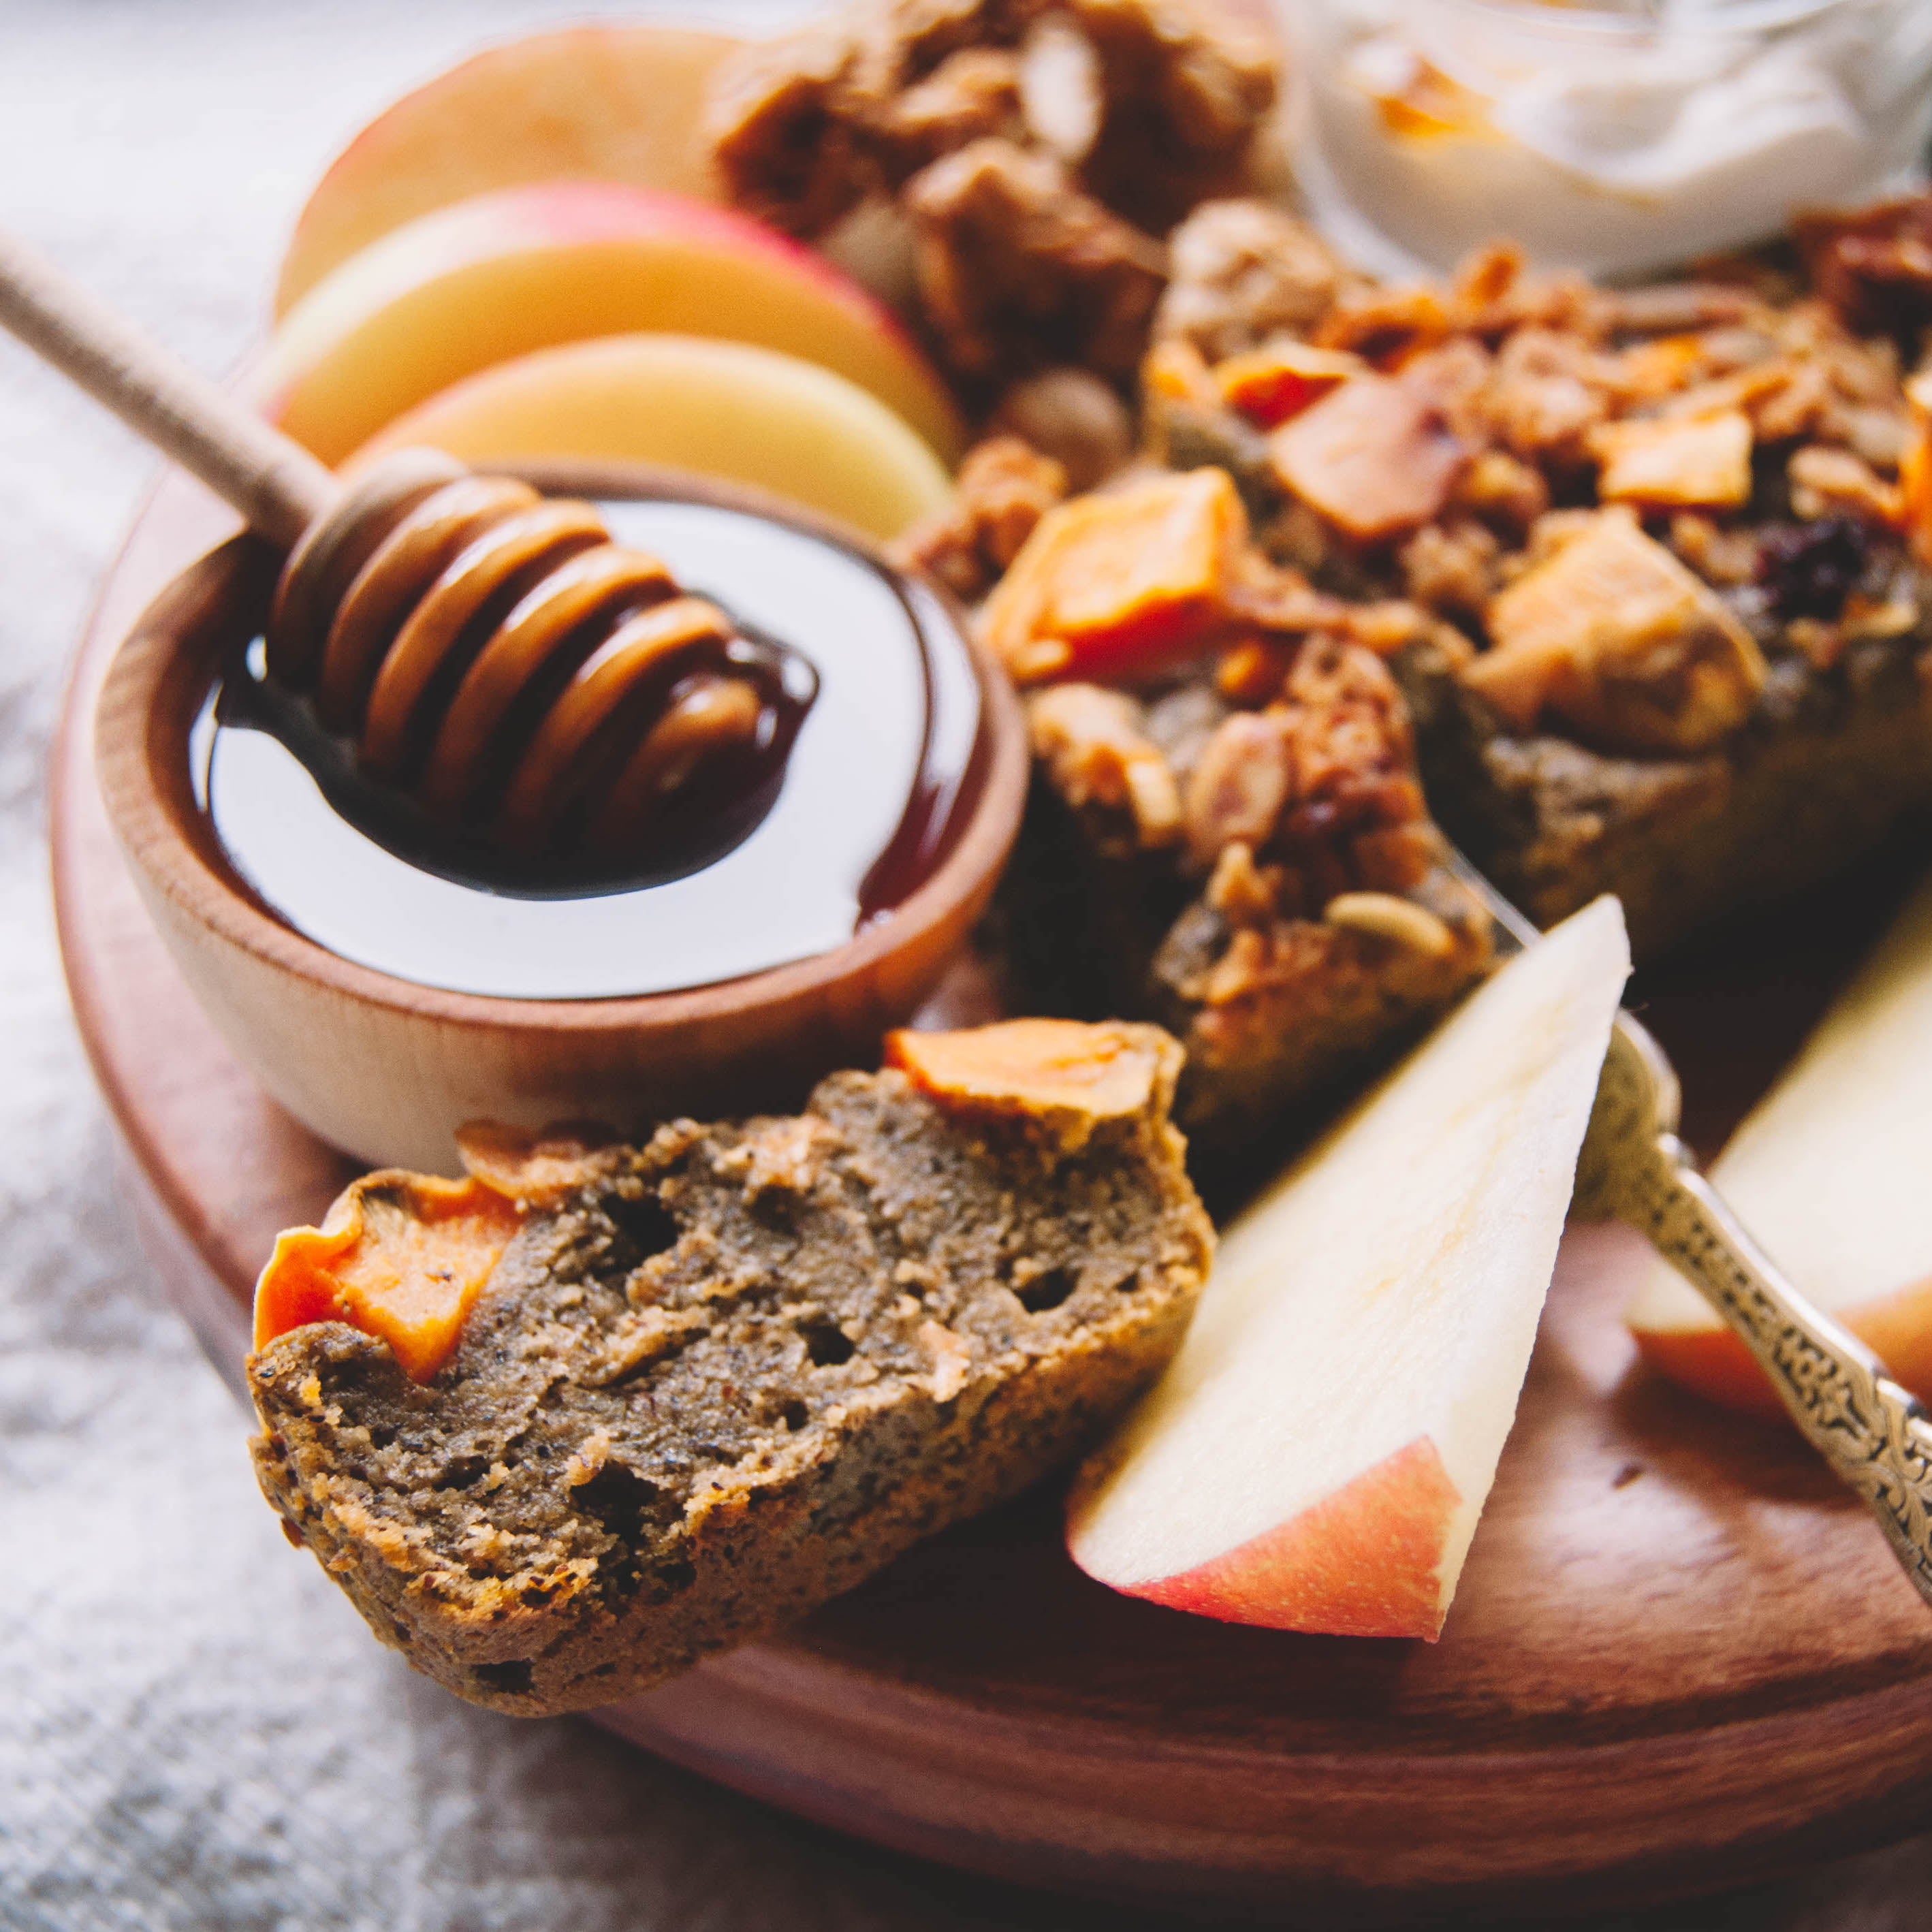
[1453,859,1932,1606]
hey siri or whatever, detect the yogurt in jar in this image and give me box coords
[1287,0,1932,279]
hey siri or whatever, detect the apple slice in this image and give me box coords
[351,334,954,542]
[274,24,740,318]
[254,181,966,466]
[1628,870,1932,1419]
[1067,897,1630,1640]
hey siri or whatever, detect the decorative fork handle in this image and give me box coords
[1578,1021,1932,1606]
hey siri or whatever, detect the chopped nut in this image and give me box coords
[1028,682,1183,844]
[990,366,1134,490]
[981,466,1245,681]
[1591,410,1753,510]
[1184,708,1295,865]
[1666,512,1760,586]
[1453,449,1549,535]
[1468,509,1767,753]
[885,1017,1183,1150]
[920,1320,975,1402]
[564,1428,614,1487]
[1788,444,1903,526]
[874,46,1026,174]
[1154,197,1353,360]
[1269,375,1468,542]
[891,434,1068,599]
[1400,518,1500,619]
[1069,0,1279,230]
[905,137,1168,383]
[706,27,872,236]
[1323,891,1456,957]
[1204,838,1280,923]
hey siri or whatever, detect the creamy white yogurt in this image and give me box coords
[1286,0,1932,279]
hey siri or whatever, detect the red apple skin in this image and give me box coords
[1085,1436,1461,1641]
[274,24,740,317]
[1636,1273,1932,1424]
[258,180,967,465]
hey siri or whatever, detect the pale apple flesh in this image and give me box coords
[1628,869,1932,1419]
[1066,898,1631,1641]
[274,24,741,317]
[351,334,955,543]
[255,180,966,466]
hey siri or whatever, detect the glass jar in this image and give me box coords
[1283,0,1932,280]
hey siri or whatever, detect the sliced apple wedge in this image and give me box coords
[350,334,954,541]
[1067,897,1630,1640]
[1628,870,1932,1419]
[274,24,742,318]
[255,180,966,465]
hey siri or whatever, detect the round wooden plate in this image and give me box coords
[52,470,1932,1925]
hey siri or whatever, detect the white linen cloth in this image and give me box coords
[1,2,1929,1923]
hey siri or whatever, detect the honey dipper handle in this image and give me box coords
[0,222,338,549]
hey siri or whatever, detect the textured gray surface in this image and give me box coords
[3,3,1932,1925]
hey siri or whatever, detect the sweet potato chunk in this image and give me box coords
[1591,410,1752,509]
[1216,339,1365,428]
[979,467,1246,683]
[1268,376,1468,541]
[1901,370,1932,567]
[886,1018,1183,1151]
[1465,510,1766,753]
[253,1172,523,1384]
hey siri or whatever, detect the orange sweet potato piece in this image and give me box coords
[1268,375,1468,541]
[1901,371,1932,567]
[979,468,1247,684]
[1591,410,1752,509]
[886,1018,1182,1151]
[253,1171,523,1384]
[1216,340,1365,428]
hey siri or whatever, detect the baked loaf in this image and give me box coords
[247,1021,1213,1716]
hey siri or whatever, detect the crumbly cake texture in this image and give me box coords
[247,1028,1212,1717]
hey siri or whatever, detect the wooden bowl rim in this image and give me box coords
[93,458,1028,1037]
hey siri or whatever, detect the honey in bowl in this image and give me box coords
[193,494,985,999]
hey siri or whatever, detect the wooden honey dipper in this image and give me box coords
[0,223,804,861]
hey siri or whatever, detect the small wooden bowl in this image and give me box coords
[93,461,1026,1173]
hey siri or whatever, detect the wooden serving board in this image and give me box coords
[52,470,1932,1924]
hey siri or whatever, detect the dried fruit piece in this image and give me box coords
[885,1017,1182,1150]
[1269,376,1468,542]
[980,466,1246,682]
[1216,339,1365,428]
[1591,410,1752,510]
[1897,370,1932,567]
[253,1171,524,1383]
[1466,510,1767,753]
